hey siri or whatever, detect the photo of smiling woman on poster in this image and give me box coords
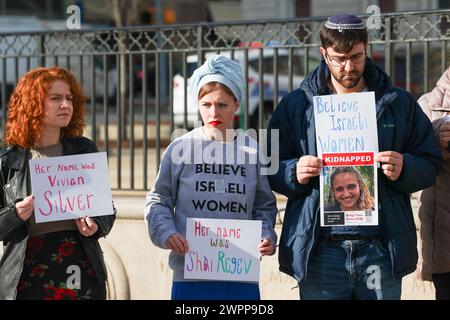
[324,166,375,212]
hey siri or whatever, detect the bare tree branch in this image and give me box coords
[112,0,123,27]
[111,0,147,27]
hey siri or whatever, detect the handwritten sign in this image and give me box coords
[313,92,379,226]
[184,218,261,282]
[29,152,114,223]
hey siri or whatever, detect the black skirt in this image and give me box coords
[16,230,106,300]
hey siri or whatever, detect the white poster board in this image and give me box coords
[29,152,114,223]
[313,91,379,226]
[184,218,262,282]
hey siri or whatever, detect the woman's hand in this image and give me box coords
[15,195,34,221]
[75,217,99,237]
[166,233,189,254]
[259,238,276,257]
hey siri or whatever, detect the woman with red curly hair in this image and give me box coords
[0,67,115,300]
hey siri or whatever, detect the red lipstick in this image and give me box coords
[208,120,222,126]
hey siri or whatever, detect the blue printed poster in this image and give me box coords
[184,218,261,282]
[313,92,379,227]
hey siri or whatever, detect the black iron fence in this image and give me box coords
[0,9,449,191]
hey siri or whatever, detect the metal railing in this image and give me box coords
[0,9,449,191]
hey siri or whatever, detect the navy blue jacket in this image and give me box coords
[267,58,443,282]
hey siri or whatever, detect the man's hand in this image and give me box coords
[375,151,404,181]
[166,233,189,254]
[296,155,322,185]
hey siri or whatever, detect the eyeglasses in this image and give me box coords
[326,49,366,68]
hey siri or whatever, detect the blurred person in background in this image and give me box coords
[417,66,450,300]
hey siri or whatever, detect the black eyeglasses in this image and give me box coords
[326,49,366,68]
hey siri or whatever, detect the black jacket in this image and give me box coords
[0,136,116,300]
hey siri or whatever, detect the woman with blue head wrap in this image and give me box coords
[145,54,278,300]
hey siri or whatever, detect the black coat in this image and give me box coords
[0,136,116,299]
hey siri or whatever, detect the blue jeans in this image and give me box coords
[300,238,402,300]
[171,281,260,300]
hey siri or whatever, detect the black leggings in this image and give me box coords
[432,272,450,300]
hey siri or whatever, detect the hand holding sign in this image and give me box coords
[258,238,275,257]
[296,155,322,184]
[166,233,189,254]
[375,151,403,181]
[15,195,34,222]
[75,216,99,237]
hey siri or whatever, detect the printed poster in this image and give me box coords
[184,218,262,282]
[313,91,379,226]
[29,152,114,223]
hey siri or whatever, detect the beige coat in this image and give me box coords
[417,67,450,281]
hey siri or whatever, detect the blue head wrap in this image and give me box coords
[188,55,245,105]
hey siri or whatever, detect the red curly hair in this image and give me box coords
[4,67,86,148]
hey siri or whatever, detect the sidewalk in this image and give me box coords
[0,189,435,299]
[108,190,435,300]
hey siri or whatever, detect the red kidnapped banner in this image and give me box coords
[322,152,374,166]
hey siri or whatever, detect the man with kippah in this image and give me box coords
[267,13,443,299]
